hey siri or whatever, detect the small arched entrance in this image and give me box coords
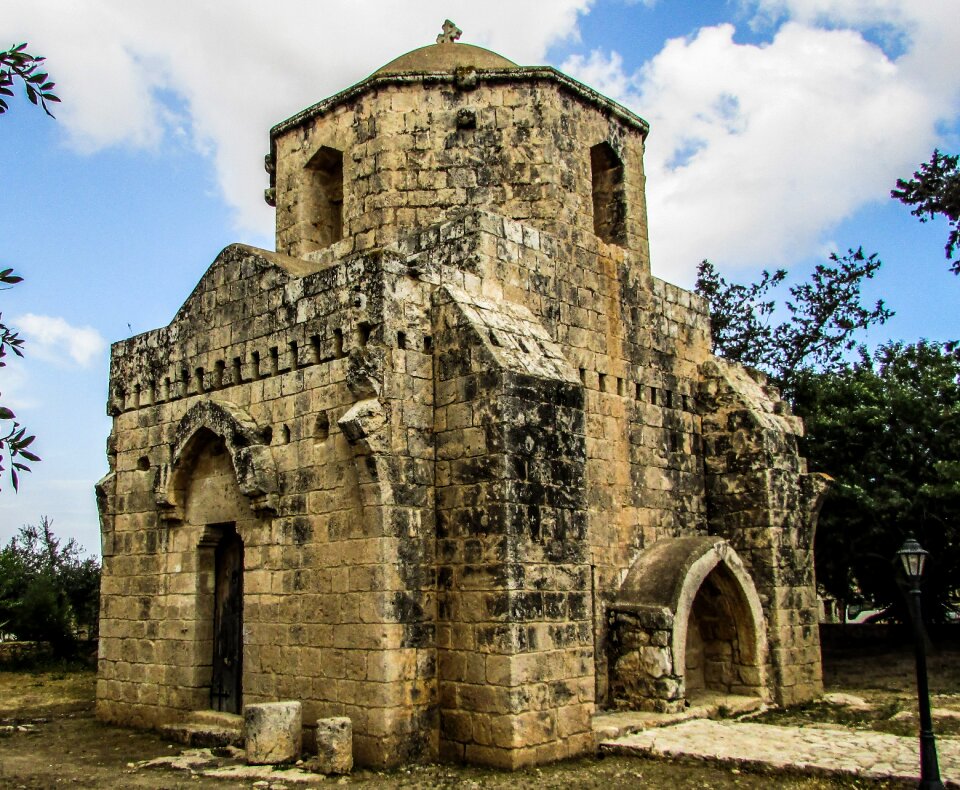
[681,560,761,701]
[182,432,252,714]
[156,402,278,715]
[608,536,767,712]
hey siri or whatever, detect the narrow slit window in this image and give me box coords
[315,412,330,442]
[358,322,372,348]
[269,346,280,376]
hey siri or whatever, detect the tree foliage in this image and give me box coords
[695,248,893,396]
[792,342,960,622]
[892,149,960,274]
[0,42,55,491]
[0,517,101,655]
[0,268,40,490]
[0,43,59,116]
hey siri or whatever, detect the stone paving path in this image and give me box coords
[601,719,960,786]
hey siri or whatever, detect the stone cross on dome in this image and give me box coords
[436,19,462,44]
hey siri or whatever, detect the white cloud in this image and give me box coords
[5,1,958,284]
[563,1,960,283]
[13,314,106,367]
[1,1,591,236]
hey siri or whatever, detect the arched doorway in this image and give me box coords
[150,401,277,715]
[178,430,256,714]
[608,536,767,711]
[682,561,761,700]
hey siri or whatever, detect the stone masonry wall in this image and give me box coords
[699,359,829,706]
[433,285,593,768]
[273,73,650,271]
[392,210,713,706]
[98,244,439,766]
[100,35,829,762]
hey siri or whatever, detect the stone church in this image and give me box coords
[96,23,828,769]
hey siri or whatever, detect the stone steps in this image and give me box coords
[161,710,244,748]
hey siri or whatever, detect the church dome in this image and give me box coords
[373,42,518,76]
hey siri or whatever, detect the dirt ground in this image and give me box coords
[1,640,956,789]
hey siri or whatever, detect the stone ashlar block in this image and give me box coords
[313,716,353,775]
[244,701,302,765]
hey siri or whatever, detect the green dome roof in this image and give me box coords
[374,42,517,75]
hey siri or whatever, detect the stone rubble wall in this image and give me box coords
[607,606,680,712]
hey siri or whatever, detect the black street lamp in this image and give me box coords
[897,535,945,790]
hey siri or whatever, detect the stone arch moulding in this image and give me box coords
[610,535,768,708]
[154,400,278,522]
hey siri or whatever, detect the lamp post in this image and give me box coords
[897,535,945,790]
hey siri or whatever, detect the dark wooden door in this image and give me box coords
[211,527,243,713]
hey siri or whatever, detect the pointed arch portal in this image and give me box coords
[608,536,767,712]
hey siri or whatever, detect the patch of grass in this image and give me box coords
[0,666,96,718]
[752,700,898,732]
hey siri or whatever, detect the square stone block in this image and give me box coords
[244,701,302,765]
[314,716,353,774]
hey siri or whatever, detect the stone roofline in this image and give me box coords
[104,209,709,418]
[268,66,650,176]
[107,206,703,357]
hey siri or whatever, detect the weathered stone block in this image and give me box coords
[314,716,353,775]
[244,701,302,765]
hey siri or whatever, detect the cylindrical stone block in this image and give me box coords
[244,701,302,765]
[314,716,353,775]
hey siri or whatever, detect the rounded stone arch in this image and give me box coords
[156,400,278,521]
[609,536,767,710]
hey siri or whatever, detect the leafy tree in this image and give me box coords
[695,248,893,397]
[0,43,57,490]
[792,342,960,622]
[0,268,40,490]
[0,517,101,655]
[0,42,59,116]
[892,150,960,274]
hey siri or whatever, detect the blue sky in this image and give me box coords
[1,0,958,557]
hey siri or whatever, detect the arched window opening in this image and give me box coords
[590,142,627,246]
[302,145,344,251]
